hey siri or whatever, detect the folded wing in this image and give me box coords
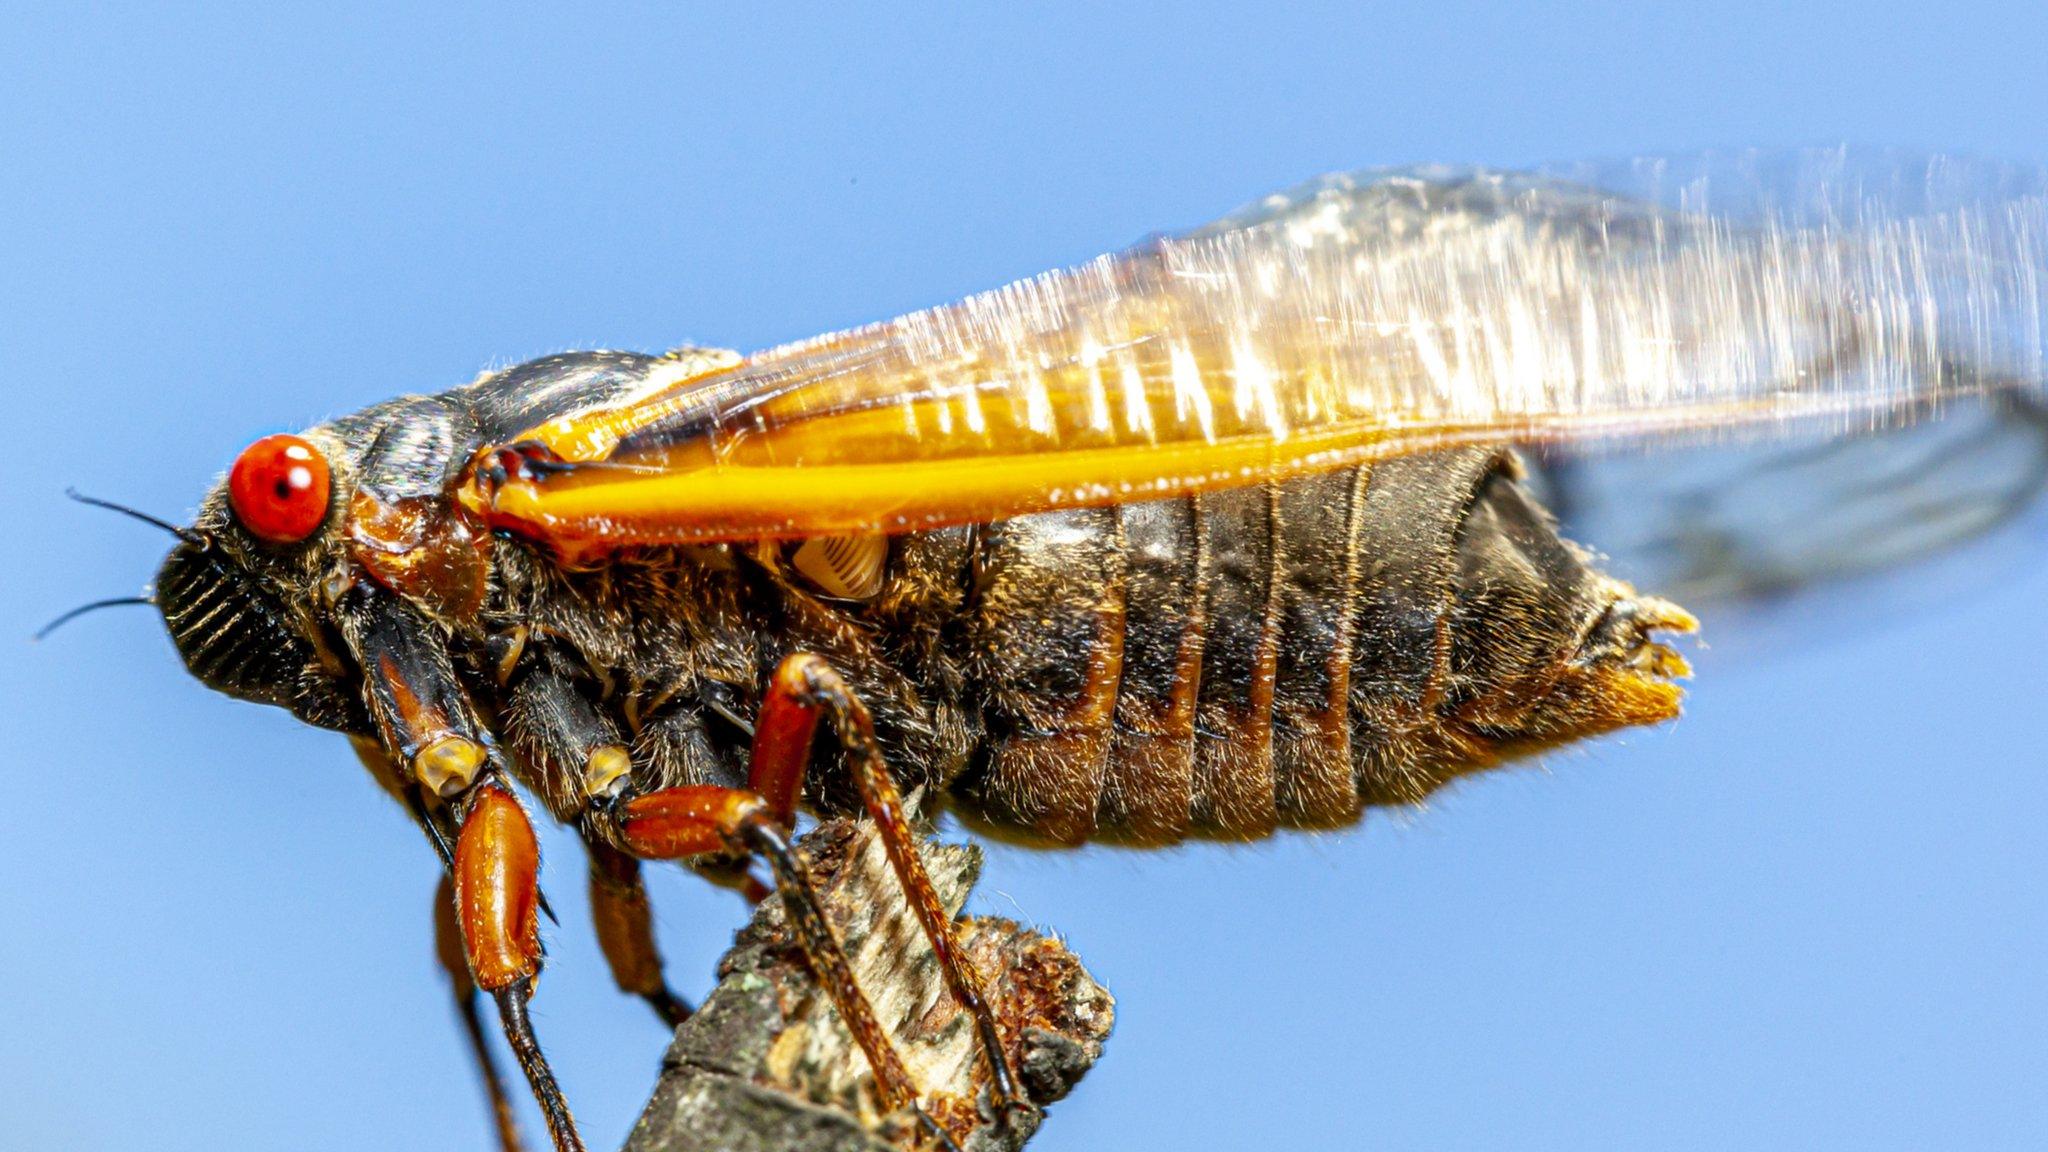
[481,149,2048,545]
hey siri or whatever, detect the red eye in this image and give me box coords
[228,434,332,543]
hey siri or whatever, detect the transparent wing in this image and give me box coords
[1530,389,2048,602]
[475,149,2048,546]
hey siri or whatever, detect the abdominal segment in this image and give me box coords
[948,447,1683,846]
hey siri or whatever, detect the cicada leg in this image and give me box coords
[453,782,586,1152]
[621,653,1026,1128]
[584,838,693,1029]
[434,874,531,1152]
[617,783,927,1110]
[341,587,584,1152]
[749,653,1025,1117]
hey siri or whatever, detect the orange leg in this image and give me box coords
[434,875,529,1152]
[752,653,1023,1113]
[624,653,1024,1118]
[621,783,927,1114]
[454,784,586,1152]
[585,839,692,1029]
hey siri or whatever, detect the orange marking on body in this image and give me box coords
[373,653,448,754]
[347,490,491,621]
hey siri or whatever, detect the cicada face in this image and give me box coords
[155,426,366,734]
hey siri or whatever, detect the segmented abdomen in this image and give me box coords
[955,448,1508,845]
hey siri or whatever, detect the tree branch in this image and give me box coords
[622,818,1114,1151]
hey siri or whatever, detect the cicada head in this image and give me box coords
[147,359,671,745]
[154,425,371,733]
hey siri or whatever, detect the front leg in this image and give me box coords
[433,874,529,1152]
[340,585,586,1152]
[454,783,585,1152]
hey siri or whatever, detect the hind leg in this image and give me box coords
[751,654,1023,1113]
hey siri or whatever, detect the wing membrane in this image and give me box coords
[1527,386,2048,610]
[479,150,2048,545]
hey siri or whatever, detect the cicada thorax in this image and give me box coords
[473,521,983,837]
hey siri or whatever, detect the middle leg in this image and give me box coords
[748,653,1025,1114]
[617,783,926,1114]
[584,838,692,1029]
[621,653,1024,1118]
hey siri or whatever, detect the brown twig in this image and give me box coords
[622,818,1114,1152]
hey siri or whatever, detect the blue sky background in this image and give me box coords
[4,4,2047,1150]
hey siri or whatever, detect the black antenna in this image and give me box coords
[66,488,203,545]
[34,596,155,641]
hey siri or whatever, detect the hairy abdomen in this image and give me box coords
[952,448,1528,845]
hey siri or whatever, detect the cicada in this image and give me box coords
[91,149,2048,1150]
